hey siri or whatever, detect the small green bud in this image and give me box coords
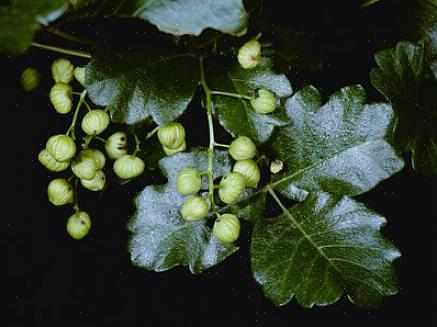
[229,136,256,161]
[46,134,77,162]
[67,211,91,240]
[177,168,202,195]
[270,159,284,174]
[49,82,73,114]
[74,66,85,86]
[105,132,128,159]
[213,214,240,243]
[113,155,145,179]
[237,40,261,69]
[218,172,246,204]
[38,149,70,172]
[80,148,106,169]
[20,67,40,92]
[163,140,186,156]
[180,196,209,221]
[51,58,74,83]
[250,89,277,114]
[71,155,98,180]
[157,122,186,149]
[233,159,260,188]
[81,170,106,191]
[81,110,110,135]
[47,178,74,206]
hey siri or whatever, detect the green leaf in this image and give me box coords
[206,57,293,143]
[270,85,404,201]
[0,0,68,55]
[222,189,267,222]
[128,148,237,274]
[370,40,437,175]
[251,192,400,308]
[86,45,198,125]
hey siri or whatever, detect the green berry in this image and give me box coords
[105,132,128,159]
[47,178,74,206]
[218,172,246,204]
[20,67,40,92]
[270,159,284,174]
[71,155,98,180]
[113,155,145,179]
[81,110,110,135]
[213,214,240,243]
[250,89,277,114]
[233,159,260,188]
[51,58,74,83]
[237,40,261,69]
[74,66,85,86]
[67,211,91,240]
[46,134,77,162]
[177,168,202,195]
[180,196,209,221]
[80,148,106,169]
[38,149,70,172]
[157,122,186,149]
[81,170,106,191]
[229,136,256,161]
[163,140,186,156]
[49,82,73,114]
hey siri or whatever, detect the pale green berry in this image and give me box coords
[49,82,73,114]
[71,155,98,180]
[38,149,70,172]
[67,211,91,240]
[74,66,85,86]
[20,67,40,92]
[213,214,240,243]
[180,196,208,221]
[163,140,186,156]
[233,159,260,188]
[80,148,106,169]
[81,170,106,191]
[51,58,74,83]
[237,40,261,69]
[47,178,74,206]
[218,172,246,204]
[270,159,284,174]
[105,132,128,159]
[157,122,186,149]
[177,168,202,195]
[81,110,110,135]
[229,136,256,161]
[250,89,277,114]
[46,134,77,162]
[113,155,145,179]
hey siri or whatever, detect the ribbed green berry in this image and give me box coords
[46,134,76,162]
[49,82,73,114]
[105,132,128,159]
[250,89,277,114]
[229,136,256,161]
[71,155,98,180]
[47,178,74,206]
[157,122,186,149]
[237,40,261,69]
[67,211,91,240]
[81,170,106,191]
[218,172,246,204]
[163,140,186,156]
[74,66,85,86]
[38,149,70,172]
[233,159,260,188]
[180,196,208,221]
[80,148,106,169]
[51,58,74,83]
[213,214,240,243]
[81,110,110,135]
[177,168,202,195]
[113,155,145,179]
[20,67,40,92]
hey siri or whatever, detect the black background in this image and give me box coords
[3,0,437,326]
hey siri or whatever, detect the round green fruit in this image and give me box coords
[218,172,246,204]
[67,211,91,240]
[250,89,277,114]
[80,170,106,191]
[47,178,74,206]
[71,155,98,180]
[229,136,256,161]
[46,134,77,162]
[49,82,73,114]
[157,122,186,149]
[180,196,208,221]
[51,58,74,84]
[237,40,261,69]
[113,155,145,179]
[38,149,70,172]
[213,213,240,243]
[81,110,110,135]
[20,67,40,92]
[105,132,128,159]
[233,159,260,188]
[177,168,202,195]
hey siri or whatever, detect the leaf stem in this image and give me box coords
[133,133,141,155]
[210,90,251,101]
[145,125,160,140]
[66,90,87,140]
[73,178,80,212]
[45,26,96,45]
[31,42,92,58]
[214,142,230,148]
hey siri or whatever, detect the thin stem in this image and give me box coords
[133,134,141,156]
[31,42,92,58]
[46,26,96,45]
[94,136,107,143]
[66,90,87,140]
[145,125,160,140]
[73,178,80,212]
[83,99,92,112]
[210,90,251,101]
[359,0,382,9]
[214,142,230,148]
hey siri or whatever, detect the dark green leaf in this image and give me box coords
[86,46,198,125]
[206,57,293,143]
[222,189,267,222]
[0,0,68,55]
[251,192,400,308]
[270,85,404,201]
[128,148,237,273]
